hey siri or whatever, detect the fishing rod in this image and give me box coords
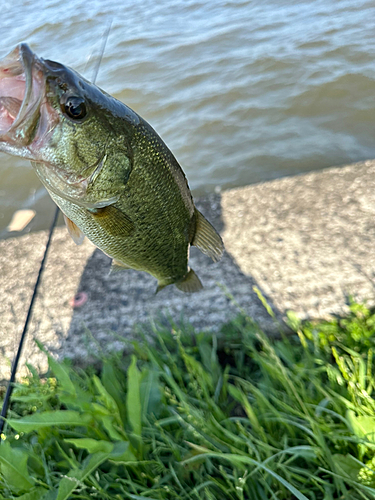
[0,207,59,435]
[0,23,112,435]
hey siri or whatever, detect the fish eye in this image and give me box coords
[61,95,87,120]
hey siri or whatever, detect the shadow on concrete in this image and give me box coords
[61,194,284,362]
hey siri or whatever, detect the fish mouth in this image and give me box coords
[0,43,46,157]
[0,44,117,209]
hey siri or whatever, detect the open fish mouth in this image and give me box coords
[0,44,117,209]
[0,43,45,155]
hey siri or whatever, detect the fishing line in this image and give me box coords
[0,22,112,435]
[90,20,112,85]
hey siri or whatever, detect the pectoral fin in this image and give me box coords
[191,208,224,262]
[63,214,85,245]
[89,206,134,237]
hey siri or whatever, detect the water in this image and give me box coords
[1,0,375,234]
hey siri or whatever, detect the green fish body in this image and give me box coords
[0,44,224,292]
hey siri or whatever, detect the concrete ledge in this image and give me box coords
[2,159,375,380]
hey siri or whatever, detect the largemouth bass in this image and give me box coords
[0,44,224,292]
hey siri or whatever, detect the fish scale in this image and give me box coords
[0,43,224,292]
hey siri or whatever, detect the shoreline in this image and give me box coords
[2,159,375,380]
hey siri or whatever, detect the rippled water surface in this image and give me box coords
[1,0,375,233]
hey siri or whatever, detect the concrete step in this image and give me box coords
[2,159,375,381]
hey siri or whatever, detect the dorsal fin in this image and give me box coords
[63,214,85,245]
[191,209,224,262]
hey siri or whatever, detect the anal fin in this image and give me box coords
[110,259,133,274]
[176,268,203,293]
[63,214,85,245]
[155,283,167,294]
[192,208,224,262]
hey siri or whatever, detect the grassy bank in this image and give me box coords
[1,299,375,499]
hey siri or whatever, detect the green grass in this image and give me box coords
[2,298,375,499]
